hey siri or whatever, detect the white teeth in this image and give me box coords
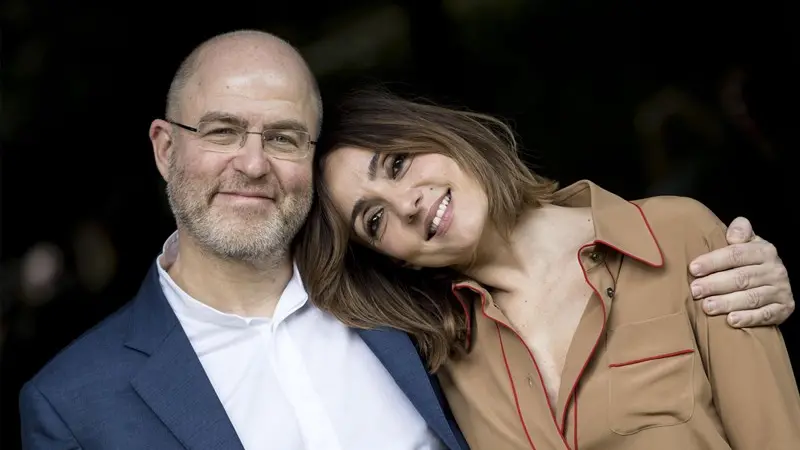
[429,192,452,236]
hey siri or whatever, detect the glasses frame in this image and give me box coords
[167,119,317,161]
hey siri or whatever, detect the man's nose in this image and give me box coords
[232,134,270,179]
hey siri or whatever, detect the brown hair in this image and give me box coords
[295,88,557,372]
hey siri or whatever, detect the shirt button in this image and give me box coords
[527,374,534,387]
[606,287,615,298]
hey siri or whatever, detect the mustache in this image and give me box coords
[214,177,280,200]
[166,160,281,202]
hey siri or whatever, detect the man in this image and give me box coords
[19,30,795,450]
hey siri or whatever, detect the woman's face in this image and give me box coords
[323,146,489,268]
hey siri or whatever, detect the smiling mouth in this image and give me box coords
[217,190,273,200]
[427,190,452,239]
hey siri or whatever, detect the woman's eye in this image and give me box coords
[367,209,384,238]
[389,153,407,178]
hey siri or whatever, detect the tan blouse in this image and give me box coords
[438,180,800,449]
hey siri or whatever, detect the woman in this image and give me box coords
[297,89,800,449]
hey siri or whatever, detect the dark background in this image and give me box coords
[2,0,798,447]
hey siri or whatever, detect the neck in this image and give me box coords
[167,229,293,318]
[463,204,594,293]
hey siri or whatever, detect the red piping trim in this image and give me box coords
[449,200,663,449]
[624,202,664,267]
[573,387,579,450]
[496,323,538,450]
[557,242,608,434]
[469,285,571,450]
[557,202,665,437]
[608,349,695,368]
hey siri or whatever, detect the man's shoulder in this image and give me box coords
[27,300,140,397]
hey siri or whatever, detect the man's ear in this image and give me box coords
[150,119,174,181]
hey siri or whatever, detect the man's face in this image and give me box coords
[161,49,318,264]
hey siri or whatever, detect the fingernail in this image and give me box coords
[728,313,740,326]
[691,284,702,298]
[690,263,703,276]
[704,300,716,313]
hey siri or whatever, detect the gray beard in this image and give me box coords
[166,153,311,266]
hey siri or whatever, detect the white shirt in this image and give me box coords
[157,233,443,450]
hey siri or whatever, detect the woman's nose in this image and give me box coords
[392,188,423,223]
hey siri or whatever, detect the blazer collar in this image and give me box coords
[356,327,469,450]
[125,263,244,450]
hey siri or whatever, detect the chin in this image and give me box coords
[415,253,461,270]
[419,261,450,270]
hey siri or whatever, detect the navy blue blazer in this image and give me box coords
[19,263,469,450]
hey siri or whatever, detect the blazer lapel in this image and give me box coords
[126,264,244,450]
[357,328,468,450]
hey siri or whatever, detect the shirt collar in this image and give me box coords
[551,180,663,267]
[157,231,309,328]
[452,180,663,296]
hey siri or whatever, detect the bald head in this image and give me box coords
[166,30,322,131]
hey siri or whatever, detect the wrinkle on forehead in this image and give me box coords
[324,148,374,215]
[183,37,319,128]
[195,72,291,102]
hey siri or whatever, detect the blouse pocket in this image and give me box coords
[607,310,696,435]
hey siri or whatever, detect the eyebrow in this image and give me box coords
[265,119,311,133]
[367,152,379,180]
[348,152,381,232]
[197,111,247,127]
[197,111,310,133]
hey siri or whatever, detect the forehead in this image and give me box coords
[324,147,375,208]
[183,52,318,132]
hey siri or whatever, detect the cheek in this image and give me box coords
[176,148,228,179]
[379,222,419,261]
[275,162,313,192]
[380,242,415,263]
[171,154,229,201]
[459,201,487,237]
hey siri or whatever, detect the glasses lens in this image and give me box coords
[263,130,310,160]
[192,123,311,160]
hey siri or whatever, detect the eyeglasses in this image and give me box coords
[167,119,316,161]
